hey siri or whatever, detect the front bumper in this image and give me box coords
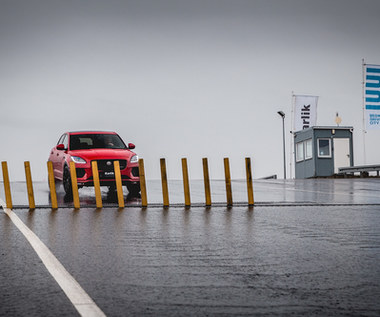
[74,162,139,187]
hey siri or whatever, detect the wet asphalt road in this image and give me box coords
[1,179,380,316]
[2,178,380,207]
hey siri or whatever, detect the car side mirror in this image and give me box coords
[128,143,135,149]
[57,144,65,150]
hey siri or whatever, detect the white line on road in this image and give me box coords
[0,199,106,317]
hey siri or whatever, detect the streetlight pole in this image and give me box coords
[277,111,286,179]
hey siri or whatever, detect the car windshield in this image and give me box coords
[69,134,127,150]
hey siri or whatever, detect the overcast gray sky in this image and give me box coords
[1,0,380,181]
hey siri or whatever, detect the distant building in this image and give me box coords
[294,126,354,179]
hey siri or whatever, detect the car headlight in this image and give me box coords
[130,155,138,163]
[71,156,86,164]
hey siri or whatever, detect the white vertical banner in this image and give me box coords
[293,95,318,131]
[364,64,380,130]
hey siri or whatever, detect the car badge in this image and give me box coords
[106,161,112,166]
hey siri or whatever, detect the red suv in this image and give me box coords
[48,131,140,195]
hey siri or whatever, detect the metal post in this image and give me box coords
[47,161,58,210]
[181,158,191,207]
[278,111,287,179]
[114,160,124,208]
[1,161,13,209]
[224,158,233,206]
[69,161,80,209]
[202,158,211,207]
[24,161,36,210]
[160,158,169,207]
[138,158,148,208]
[91,161,103,209]
[245,157,254,206]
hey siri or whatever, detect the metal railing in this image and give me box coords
[338,164,380,177]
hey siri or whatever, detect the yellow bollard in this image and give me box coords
[224,158,233,206]
[182,158,191,207]
[114,161,124,208]
[160,158,169,207]
[245,157,254,206]
[91,161,103,209]
[202,158,211,207]
[24,161,36,210]
[69,161,80,209]
[47,161,58,210]
[138,158,148,208]
[1,161,13,209]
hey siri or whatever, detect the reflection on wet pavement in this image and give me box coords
[2,205,380,316]
[1,178,380,208]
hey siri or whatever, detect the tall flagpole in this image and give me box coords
[362,58,367,165]
[289,92,295,179]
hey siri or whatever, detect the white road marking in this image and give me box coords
[0,199,106,317]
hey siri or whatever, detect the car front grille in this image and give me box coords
[93,159,127,171]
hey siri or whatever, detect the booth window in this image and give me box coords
[318,139,331,158]
[305,139,312,159]
[296,139,313,162]
[296,142,304,162]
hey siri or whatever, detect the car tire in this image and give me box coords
[63,167,72,195]
[126,182,140,195]
[108,185,116,192]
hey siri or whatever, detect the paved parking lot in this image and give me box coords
[1,179,380,316]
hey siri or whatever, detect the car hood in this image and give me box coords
[69,149,135,161]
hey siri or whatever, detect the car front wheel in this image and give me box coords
[63,167,72,195]
[126,182,140,195]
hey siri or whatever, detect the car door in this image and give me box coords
[54,134,68,179]
[50,134,64,174]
